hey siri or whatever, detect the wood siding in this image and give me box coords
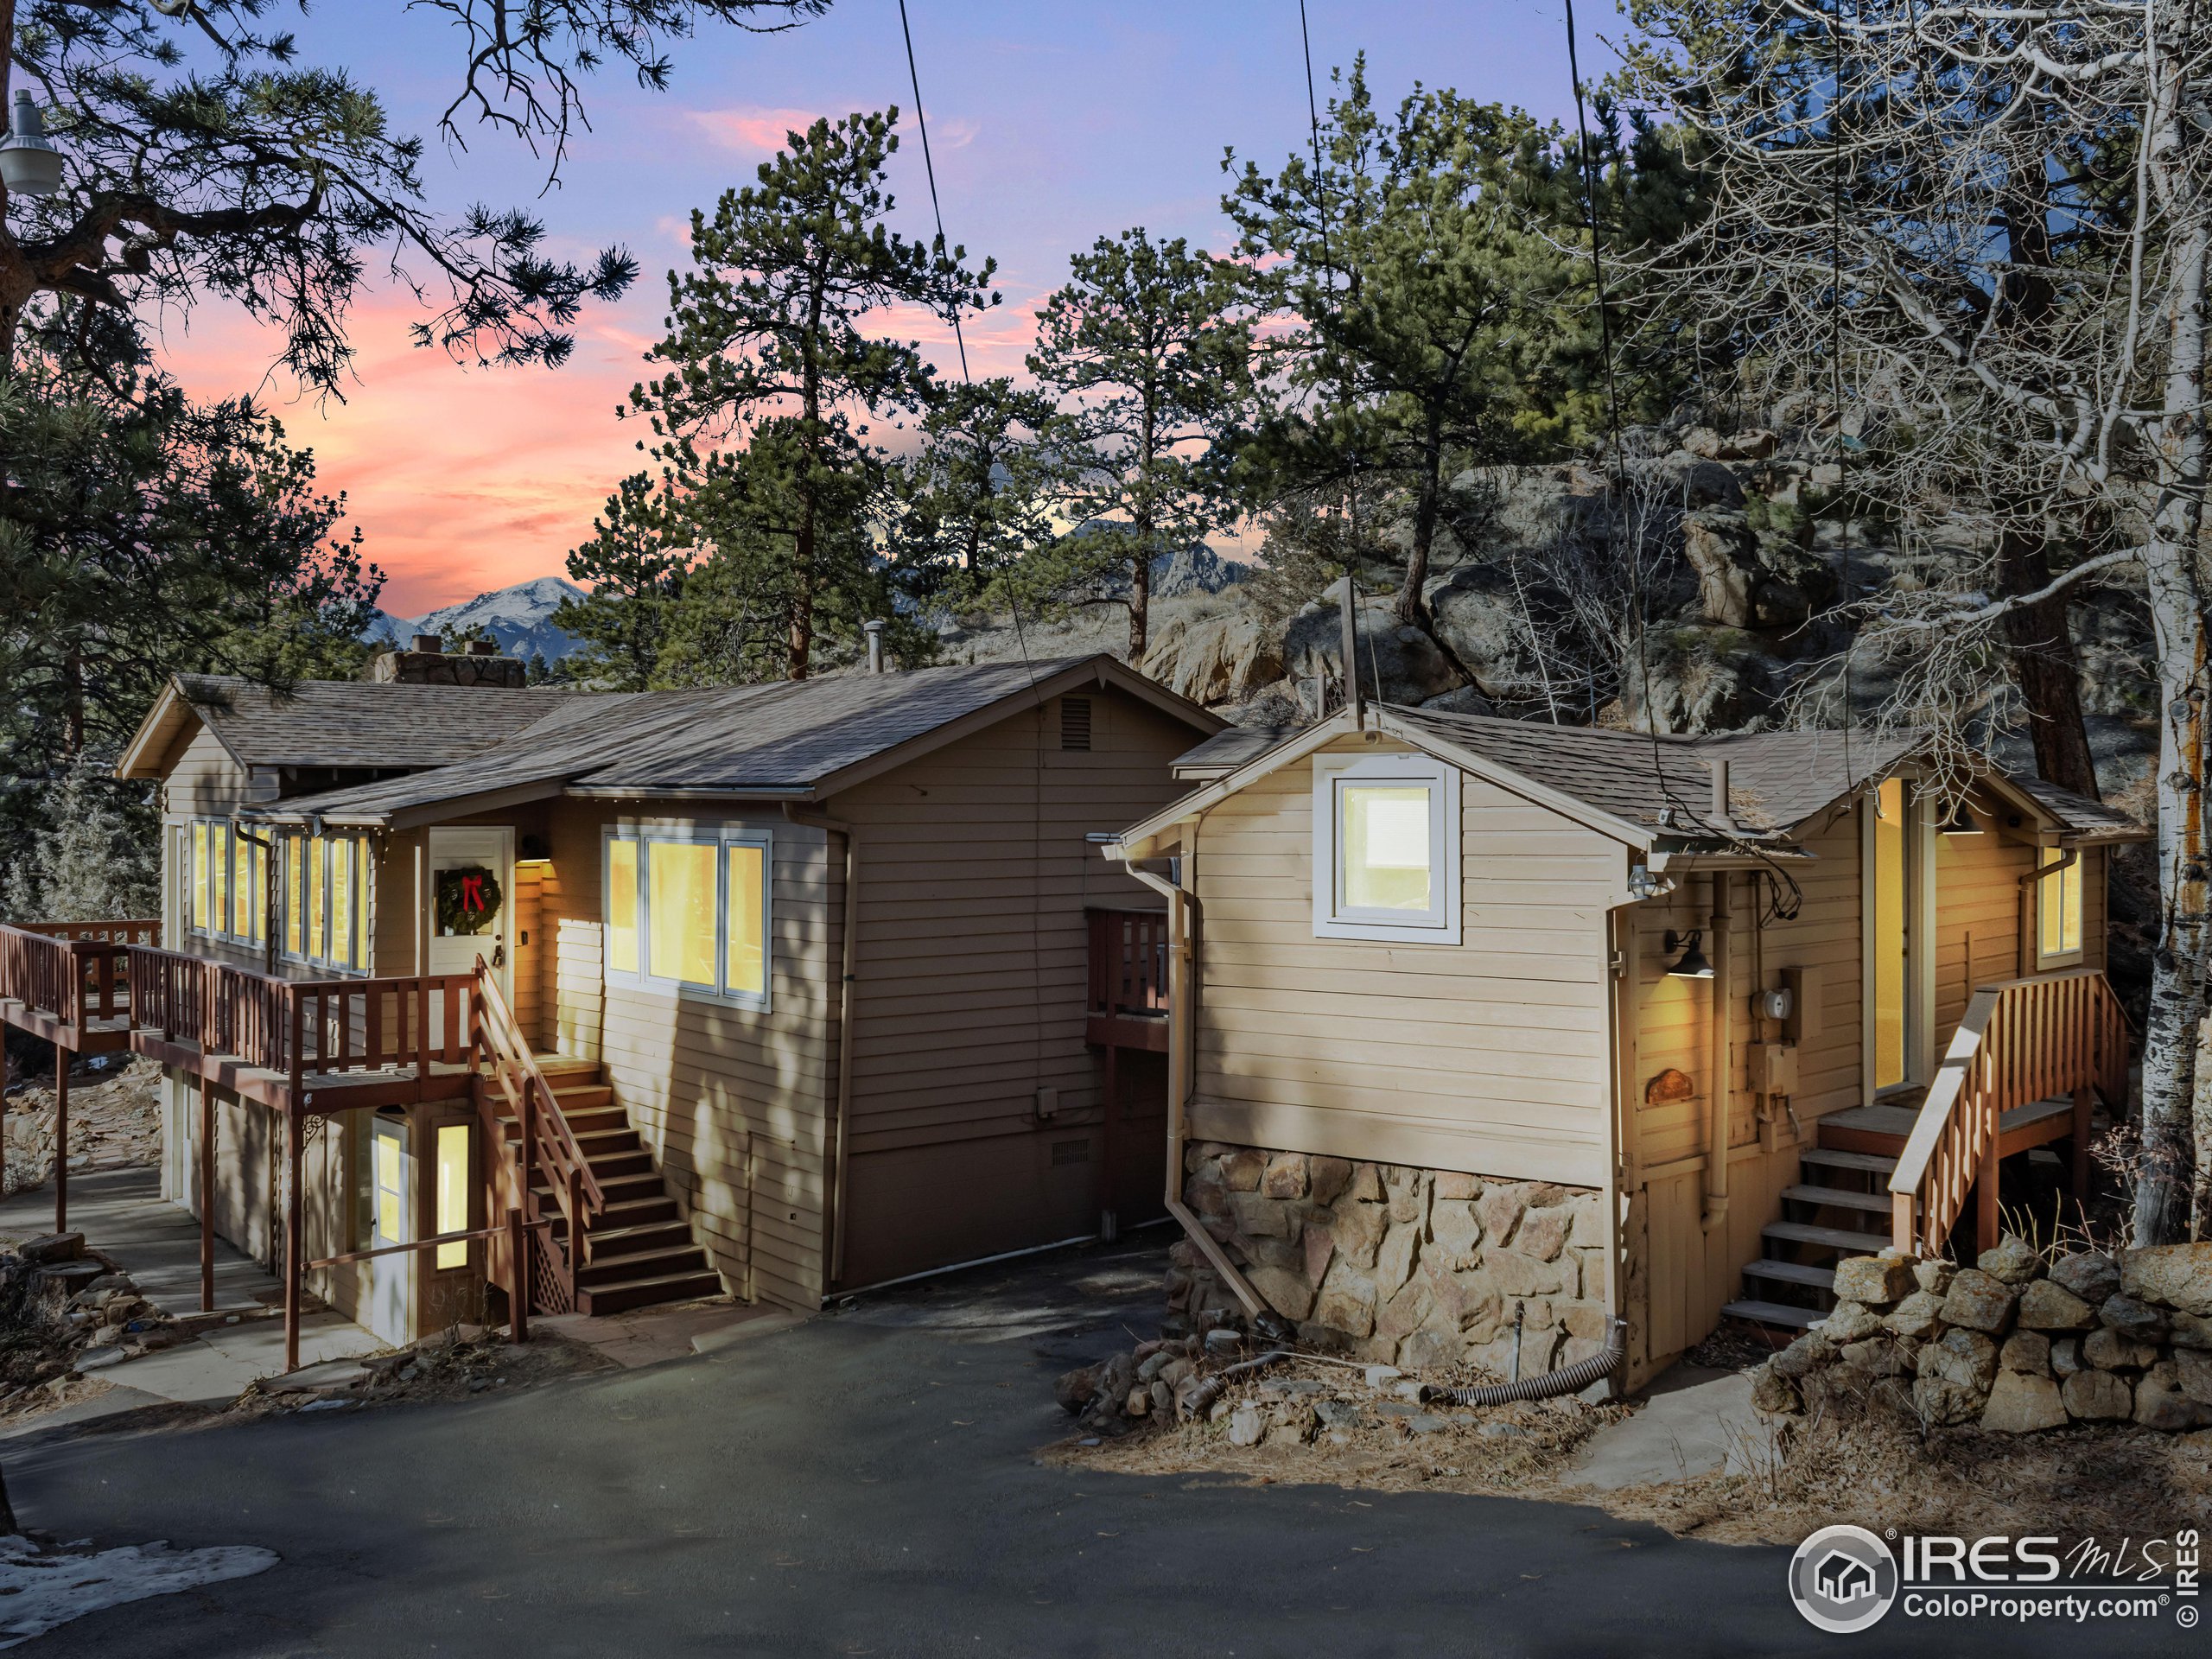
[823,689,1197,1287]
[1185,737,1625,1188]
[543,798,830,1312]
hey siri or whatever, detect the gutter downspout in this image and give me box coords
[786,803,860,1291]
[1114,850,1281,1333]
[1704,868,1732,1230]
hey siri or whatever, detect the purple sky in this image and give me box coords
[161,1,1621,616]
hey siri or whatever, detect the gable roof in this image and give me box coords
[118,674,587,779]
[240,656,1222,829]
[1128,704,2146,859]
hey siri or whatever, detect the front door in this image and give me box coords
[425,828,513,1042]
[1866,777,1930,1096]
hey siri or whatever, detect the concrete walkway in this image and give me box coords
[1567,1363,1775,1491]
[0,1166,386,1410]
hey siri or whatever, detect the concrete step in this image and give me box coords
[1721,1299,1823,1332]
[1783,1182,1893,1215]
[1763,1218,1893,1255]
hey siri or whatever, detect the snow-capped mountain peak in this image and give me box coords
[364,576,586,664]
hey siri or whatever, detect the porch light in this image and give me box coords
[517,834,552,865]
[1664,929,1714,979]
[0,92,65,197]
[1937,802,1980,836]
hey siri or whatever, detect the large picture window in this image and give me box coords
[186,817,267,948]
[1311,753,1461,944]
[279,830,371,972]
[605,829,772,1007]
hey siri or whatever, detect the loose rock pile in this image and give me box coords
[1055,1332,1583,1451]
[1753,1236,2212,1433]
[0,1230,181,1408]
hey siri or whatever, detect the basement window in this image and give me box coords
[1311,752,1461,944]
[604,828,772,1009]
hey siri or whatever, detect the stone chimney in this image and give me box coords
[369,632,528,688]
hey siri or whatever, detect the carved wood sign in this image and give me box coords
[1644,1067,1695,1106]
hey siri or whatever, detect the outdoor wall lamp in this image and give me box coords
[0,92,64,197]
[1663,929,1714,979]
[1937,801,1981,836]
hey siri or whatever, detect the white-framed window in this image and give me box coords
[604,827,772,1008]
[278,830,372,972]
[1311,752,1461,944]
[186,817,268,949]
[2038,848,2083,965]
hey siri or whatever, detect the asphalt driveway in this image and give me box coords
[8,1238,2190,1658]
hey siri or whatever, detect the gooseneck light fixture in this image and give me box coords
[1663,929,1714,979]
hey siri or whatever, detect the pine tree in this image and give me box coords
[624,109,996,679]
[1026,230,1252,658]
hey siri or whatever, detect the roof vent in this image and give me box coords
[1060,696,1092,753]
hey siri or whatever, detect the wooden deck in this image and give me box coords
[1818,1094,2075,1159]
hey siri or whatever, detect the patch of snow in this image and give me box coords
[0,1535,277,1648]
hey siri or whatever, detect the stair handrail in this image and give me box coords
[470,957,603,1307]
[1887,966,2126,1255]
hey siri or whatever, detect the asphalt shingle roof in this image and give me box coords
[1380,706,1921,835]
[250,658,1109,823]
[175,675,584,771]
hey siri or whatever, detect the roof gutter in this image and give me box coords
[1104,839,1282,1336]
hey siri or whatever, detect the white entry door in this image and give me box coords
[425,828,514,1043]
[365,1115,411,1346]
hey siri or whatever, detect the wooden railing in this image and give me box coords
[0,919,160,1030]
[1889,968,2130,1255]
[125,944,476,1083]
[1086,906,1171,1052]
[472,955,602,1314]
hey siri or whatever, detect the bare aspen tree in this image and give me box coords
[1628,0,2212,1237]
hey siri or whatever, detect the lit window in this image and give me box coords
[331,836,355,969]
[649,840,719,986]
[607,830,773,1006]
[1312,753,1460,943]
[2040,849,2082,961]
[307,835,327,961]
[284,836,304,957]
[208,823,229,939]
[373,1127,404,1245]
[607,839,639,976]
[726,843,767,997]
[435,1123,470,1269]
[192,823,209,932]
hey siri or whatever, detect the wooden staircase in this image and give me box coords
[1723,1138,1904,1331]
[518,1058,723,1316]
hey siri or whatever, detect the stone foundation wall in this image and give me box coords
[1167,1141,1611,1375]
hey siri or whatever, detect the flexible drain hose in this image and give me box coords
[1418,1318,1628,1408]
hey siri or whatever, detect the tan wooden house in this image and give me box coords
[1109,703,2145,1388]
[0,641,1217,1366]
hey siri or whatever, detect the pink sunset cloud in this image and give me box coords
[686,106,824,153]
